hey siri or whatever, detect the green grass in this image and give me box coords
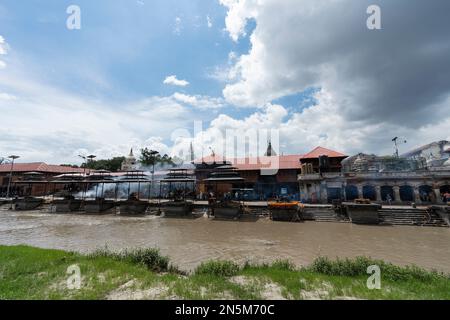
[0,245,449,300]
[195,260,240,277]
[88,246,179,273]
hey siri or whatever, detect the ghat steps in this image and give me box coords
[303,206,348,222]
[378,208,448,227]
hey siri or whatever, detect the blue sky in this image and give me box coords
[1,0,237,100]
[0,0,316,163]
[1,0,449,164]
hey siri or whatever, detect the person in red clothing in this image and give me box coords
[443,192,450,204]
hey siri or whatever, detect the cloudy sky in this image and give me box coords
[0,0,449,164]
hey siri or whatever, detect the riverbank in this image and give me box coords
[1,245,449,300]
[2,208,450,273]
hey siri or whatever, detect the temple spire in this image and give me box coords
[189,142,195,162]
[265,139,277,156]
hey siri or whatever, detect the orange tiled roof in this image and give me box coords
[194,154,303,170]
[300,146,347,159]
[194,147,347,171]
[0,162,87,174]
[232,155,303,170]
[194,146,347,171]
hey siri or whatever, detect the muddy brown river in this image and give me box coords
[1,206,449,272]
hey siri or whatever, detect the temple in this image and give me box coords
[298,141,450,204]
[121,148,137,171]
[194,140,450,205]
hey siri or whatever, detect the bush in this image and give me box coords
[195,260,241,277]
[121,248,170,272]
[271,259,296,271]
[89,247,172,273]
[309,256,446,282]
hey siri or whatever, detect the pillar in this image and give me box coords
[320,182,328,204]
[413,186,422,205]
[393,186,401,204]
[434,188,443,204]
[375,186,382,202]
[357,184,363,199]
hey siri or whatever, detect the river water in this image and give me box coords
[1,205,449,272]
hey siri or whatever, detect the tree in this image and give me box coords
[139,148,175,167]
[82,157,125,172]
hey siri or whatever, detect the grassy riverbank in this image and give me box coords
[0,245,449,300]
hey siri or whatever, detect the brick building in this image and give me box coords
[298,141,450,204]
[0,162,88,197]
[194,146,347,200]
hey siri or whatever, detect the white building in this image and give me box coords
[121,148,137,171]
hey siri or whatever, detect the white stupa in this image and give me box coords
[121,148,137,171]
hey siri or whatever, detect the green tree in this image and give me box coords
[139,148,175,167]
[82,157,125,172]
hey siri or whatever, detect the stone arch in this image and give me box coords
[345,185,358,201]
[363,185,376,201]
[399,185,414,202]
[380,186,394,202]
[419,185,433,203]
[440,184,450,194]
[327,187,342,203]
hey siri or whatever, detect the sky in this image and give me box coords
[0,0,449,165]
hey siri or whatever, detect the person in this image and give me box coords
[444,192,450,203]
[386,194,392,205]
[207,192,216,217]
[429,191,436,204]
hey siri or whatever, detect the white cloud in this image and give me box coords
[218,0,450,151]
[0,35,8,68]
[172,92,225,110]
[142,137,171,155]
[2,1,449,165]
[170,88,450,161]
[0,69,197,164]
[0,93,17,100]
[206,51,240,83]
[0,35,7,55]
[163,75,189,87]
[0,59,230,164]
[220,0,257,42]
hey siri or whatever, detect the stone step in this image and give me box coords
[303,208,340,221]
[380,214,443,217]
[376,207,448,227]
[378,211,429,214]
[380,217,447,227]
[309,214,338,218]
[380,216,444,221]
[382,222,447,227]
